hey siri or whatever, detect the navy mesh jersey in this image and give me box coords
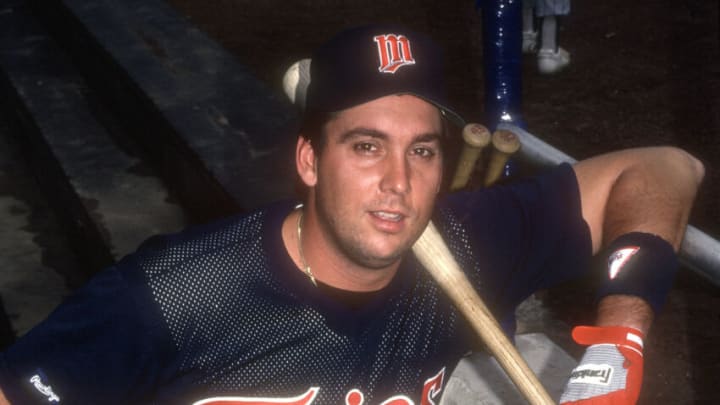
[0,164,591,404]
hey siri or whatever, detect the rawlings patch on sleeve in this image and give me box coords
[27,372,60,402]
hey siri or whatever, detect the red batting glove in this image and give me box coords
[559,326,644,405]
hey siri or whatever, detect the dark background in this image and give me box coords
[161,0,720,403]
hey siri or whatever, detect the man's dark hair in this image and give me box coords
[298,110,337,155]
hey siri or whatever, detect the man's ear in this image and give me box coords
[296,135,318,187]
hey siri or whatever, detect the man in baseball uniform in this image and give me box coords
[0,24,703,404]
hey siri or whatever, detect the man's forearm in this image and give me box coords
[562,148,701,404]
[595,294,653,335]
[573,147,704,329]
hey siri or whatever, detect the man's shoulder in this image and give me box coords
[436,163,578,217]
[132,201,295,275]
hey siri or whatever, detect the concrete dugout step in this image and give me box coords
[27,0,299,222]
[0,0,187,281]
[0,109,72,343]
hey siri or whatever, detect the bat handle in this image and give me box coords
[484,129,521,187]
[450,123,491,191]
[412,222,555,405]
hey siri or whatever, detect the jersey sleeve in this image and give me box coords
[437,163,593,327]
[0,254,177,404]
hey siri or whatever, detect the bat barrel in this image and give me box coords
[413,222,555,405]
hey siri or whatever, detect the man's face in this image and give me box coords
[303,94,444,270]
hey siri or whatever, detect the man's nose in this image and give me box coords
[380,154,411,195]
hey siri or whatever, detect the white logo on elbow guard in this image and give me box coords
[608,247,640,279]
[29,374,60,402]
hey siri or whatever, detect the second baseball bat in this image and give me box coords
[412,222,554,405]
[484,129,521,187]
[450,123,491,191]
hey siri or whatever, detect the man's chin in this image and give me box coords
[342,225,427,270]
[352,242,414,270]
[358,256,403,271]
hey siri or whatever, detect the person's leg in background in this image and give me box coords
[535,0,571,74]
[521,0,538,53]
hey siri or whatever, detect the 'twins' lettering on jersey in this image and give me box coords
[193,368,446,405]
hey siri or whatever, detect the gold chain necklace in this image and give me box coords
[296,208,318,286]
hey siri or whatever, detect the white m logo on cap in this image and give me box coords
[374,34,415,74]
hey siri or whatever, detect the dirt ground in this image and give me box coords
[165,1,720,403]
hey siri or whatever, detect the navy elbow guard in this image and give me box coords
[596,232,678,313]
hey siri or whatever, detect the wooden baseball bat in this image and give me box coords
[450,123,492,191]
[484,129,521,187]
[412,222,555,405]
[282,58,311,110]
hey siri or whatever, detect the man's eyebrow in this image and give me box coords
[414,132,443,143]
[337,127,388,144]
[337,128,442,144]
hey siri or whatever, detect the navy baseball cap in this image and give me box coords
[305,24,465,127]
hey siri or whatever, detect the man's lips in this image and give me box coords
[369,210,409,233]
[371,211,405,222]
